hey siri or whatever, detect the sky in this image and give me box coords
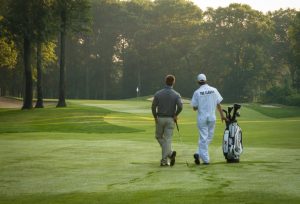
[191,0,300,12]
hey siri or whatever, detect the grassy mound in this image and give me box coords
[0,104,141,134]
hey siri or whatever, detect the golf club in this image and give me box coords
[175,120,189,166]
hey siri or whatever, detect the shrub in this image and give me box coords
[261,85,299,106]
[286,94,300,106]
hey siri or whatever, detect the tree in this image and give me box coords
[33,0,57,108]
[0,14,18,70]
[150,0,202,96]
[55,0,91,107]
[89,0,126,99]
[121,0,154,98]
[3,0,37,109]
[269,9,298,92]
[2,0,297,103]
[2,0,60,109]
[121,0,202,97]
[0,34,18,96]
[288,11,300,92]
[195,4,273,101]
[0,36,17,69]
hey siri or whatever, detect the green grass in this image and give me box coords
[0,100,299,204]
[0,105,141,134]
[245,103,300,118]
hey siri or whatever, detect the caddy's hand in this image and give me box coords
[221,116,227,123]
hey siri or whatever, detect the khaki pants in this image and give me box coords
[155,117,175,164]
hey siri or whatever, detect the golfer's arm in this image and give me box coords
[151,96,158,119]
[151,102,157,119]
[151,105,157,118]
[175,99,183,116]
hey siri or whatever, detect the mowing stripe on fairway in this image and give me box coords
[103,115,300,124]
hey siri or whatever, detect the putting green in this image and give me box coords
[0,100,299,204]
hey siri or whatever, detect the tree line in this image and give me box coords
[0,0,299,109]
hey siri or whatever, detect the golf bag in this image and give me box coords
[222,104,243,163]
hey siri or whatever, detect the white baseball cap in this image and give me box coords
[197,74,207,82]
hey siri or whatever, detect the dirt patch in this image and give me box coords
[0,97,22,108]
[260,105,280,108]
[0,97,57,108]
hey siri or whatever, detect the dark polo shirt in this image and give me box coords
[152,86,183,118]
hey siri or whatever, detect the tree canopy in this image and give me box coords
[0,0,299,105]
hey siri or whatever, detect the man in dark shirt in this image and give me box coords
[152,75,183,166]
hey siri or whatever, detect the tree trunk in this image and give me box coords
[57,10,67,107]
[22,35,33,110]
[102,66,107,100]
[0,87,5,96]
[294,67,300,93]
[137,67,141,96]
[85,66,89,99]
[35,41,44,108]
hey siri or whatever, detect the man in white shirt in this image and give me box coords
[191,73,226,165]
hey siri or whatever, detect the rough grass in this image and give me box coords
[0,100,299,204]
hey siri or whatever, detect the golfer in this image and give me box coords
[152,75,183,166]
[191,73,226,165]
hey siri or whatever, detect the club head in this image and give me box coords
[234,104,241,110]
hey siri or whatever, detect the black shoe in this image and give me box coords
[203,162,210,165]
[194,153,200,165]
[170,151,176,166]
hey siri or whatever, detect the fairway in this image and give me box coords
[0,99,300,204]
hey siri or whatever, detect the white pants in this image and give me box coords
[196,119,216,163]
[155,117,175,164]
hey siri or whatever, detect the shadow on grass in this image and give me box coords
[0,106,143,134]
